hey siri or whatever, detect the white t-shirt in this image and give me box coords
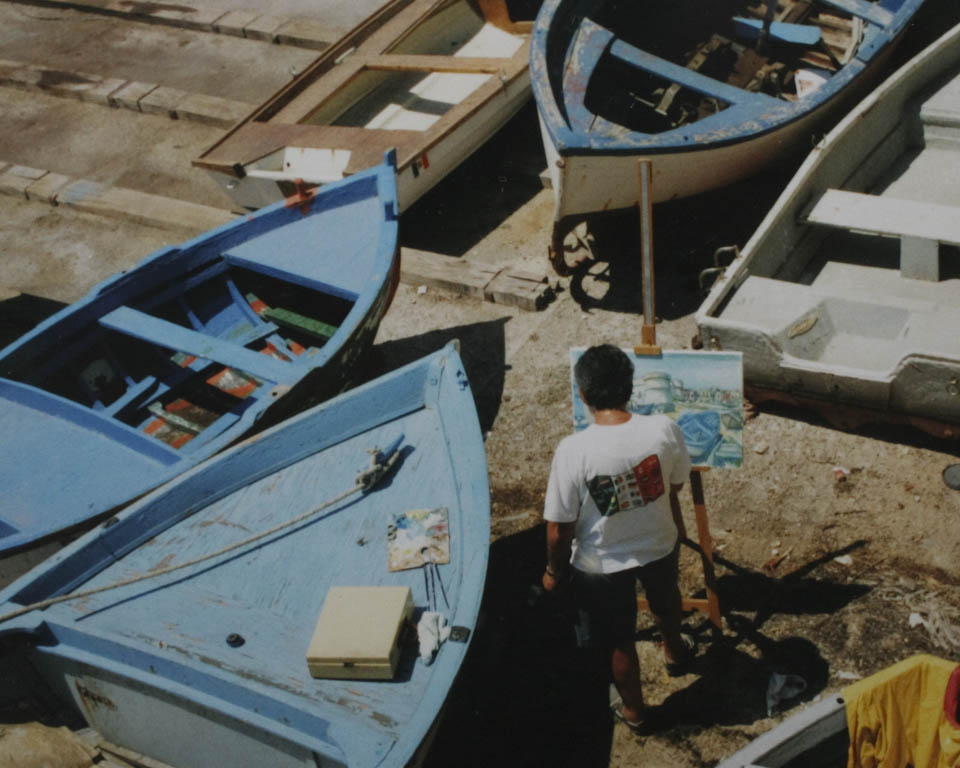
[544,414,692,574]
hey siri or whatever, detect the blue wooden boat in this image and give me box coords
[0,154,399,555]
[0,343,489,768]
[530,0,925,273]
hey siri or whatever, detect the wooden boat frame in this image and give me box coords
[194,0,533,212]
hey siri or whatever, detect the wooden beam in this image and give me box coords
[366,54,518,73]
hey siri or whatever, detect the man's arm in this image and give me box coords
[543,521,575,592]
[668,482,687,542]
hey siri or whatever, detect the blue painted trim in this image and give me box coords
[731,18,822,46]
[562,19,614,132]
[101,376,158,417]
[820,0,894,25]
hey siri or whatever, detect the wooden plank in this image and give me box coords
[803,189,960,245]
[366,54,518,73]
[193,122,423,176]
[399,247,500,299]
[99,307,294,384]
[483,268,553,311]
[261,307,338,341]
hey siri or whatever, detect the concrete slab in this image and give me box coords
[139,85,187,117]
[2,0,392,35]
[0,59,23,82]
[6,166,47,181]
[0,87,234,208]
[175,93,253,127]
[274,19,340,49]
[109,80,157,110]
[243,14,289,41]
[40,71,128,106]
[25,173,74,203]
[213,9,259,35]
[0,4,315,105]
[2,65,45,90]
[58,178,236,231]
[130,5,228,31]
[0,167,47,199]
[0,195,195,304]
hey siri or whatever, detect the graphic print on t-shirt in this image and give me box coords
[587,454,665,517]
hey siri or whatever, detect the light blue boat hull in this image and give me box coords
[0,343,490,768]
[0,155,400,554]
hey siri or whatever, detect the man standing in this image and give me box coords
[542,344,694,731]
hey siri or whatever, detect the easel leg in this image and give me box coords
[683,469,722,629]
[638,470,722,630]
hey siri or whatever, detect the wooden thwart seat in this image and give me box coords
[99,306,295,384]
[802,189,960,280]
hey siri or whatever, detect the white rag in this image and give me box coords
[417,611,451,665]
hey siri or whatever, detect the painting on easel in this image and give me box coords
[570,348,744,469]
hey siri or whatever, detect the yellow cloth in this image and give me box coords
[844,654,960,768]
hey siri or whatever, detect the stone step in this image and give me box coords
[0,59,253,127]
[0,164,555,311]
[3,0,341,49]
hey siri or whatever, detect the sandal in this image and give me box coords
[665,635,696,677]
[610,694,646,735]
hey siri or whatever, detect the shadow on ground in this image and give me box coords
[560,158,799,318]
[636,542,872,732]
[425,530,876,765]
[0,292,66,349]
[367,318,509,434]
[400,102,546,258]
[423,524,613,768]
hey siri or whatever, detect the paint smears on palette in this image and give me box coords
[388,507,450,571]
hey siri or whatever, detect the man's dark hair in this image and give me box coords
[574,345,634,410]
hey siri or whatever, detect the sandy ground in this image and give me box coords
[1,0,959,765]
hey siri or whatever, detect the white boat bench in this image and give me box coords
[802,188,960,281]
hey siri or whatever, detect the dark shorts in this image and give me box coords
[571,543,681,649]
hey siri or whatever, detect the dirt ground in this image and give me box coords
[402,230,960,768]
[396,8,960,762]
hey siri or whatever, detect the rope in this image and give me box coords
[0,443,401,626]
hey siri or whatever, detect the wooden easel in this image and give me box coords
[633,161,722,630]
